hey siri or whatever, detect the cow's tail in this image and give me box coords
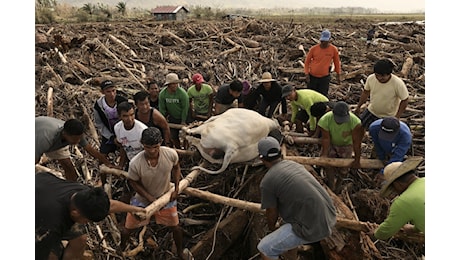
[191,148,235,174]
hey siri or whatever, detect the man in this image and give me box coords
[317,101,363,191]
[257,136,336,260]
[133,90,172,147]
[366,158,425,240]
[147,79,160,109]
[214,79,244,115]
[369,117,412,172]
[159,73,189,148]
[120,127,191,260]
[187,73,215,121]
[254,72,287,119]
[282,85,329,135]
[93,79,128,156]
[35,116,117,181]
[355,59,409,130]
[35,171,146,260]
[304,29,341,97]
[113,101,148,169]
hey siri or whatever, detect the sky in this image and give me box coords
[2,0,455,258]
[58,0,425,13]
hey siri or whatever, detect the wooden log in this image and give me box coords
[285,156,385,169]
[290,136,322,144]
[35,164,65,179]
[179,174,424,244]
[400,57,414,78]
[375,38,424,53]
[190,209,249,260]
[94,38,146,91]
[183,187,262,213]
[47,87,53,117]
[108,34,138,58]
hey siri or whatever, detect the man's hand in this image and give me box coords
[350,157,361,168]
[133,208,147,221]
[170,190,179,201]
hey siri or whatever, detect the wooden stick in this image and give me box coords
[183,186,424,243]
[285,156,385,169]
[94,38,146,91]
[47,87,53,117]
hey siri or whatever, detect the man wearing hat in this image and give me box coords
[252,72,287,119]
[369,117,412,170]
[366,158,425,240]
[36,171,146,260]
[317,101,363,191]
[282,85,329,135]
[303,29,341,97]
[159,73,189,148]
[93,79,128,159]
[257,136,336,260]
[187,73,215,121]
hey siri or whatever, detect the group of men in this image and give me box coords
[35,28,423,259]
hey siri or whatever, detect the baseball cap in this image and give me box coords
[192,73,204,84]
[320,30,331,41]
[332,101,350,124]
[281,85,294,98]
[379,117,400,141]
[100,80,115,90]
[258,136,281,159]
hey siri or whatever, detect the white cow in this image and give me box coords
[183,108,280,174]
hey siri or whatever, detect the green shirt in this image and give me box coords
[290,89,329,131]
[187,83,213,114]
[375,178,425,240]
[159,86,189,123]
[317,111,361,146]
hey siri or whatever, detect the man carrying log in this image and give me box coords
[365,158,425,241]
[120,127,193,260]
[35,116,118,181]
[369,116,412,182]
[281,85,329,135]
[354,59,409,130]
[35,171,145,260]
[317,101,364,192]
[256,136,337,260]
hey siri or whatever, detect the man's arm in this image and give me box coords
[319,127,331,157]
[152,109,172,147]
[351,124,364,168]
[109,199,146,214]
[265,207,279,231]
[395,98,409,118]
[354,89,370,115]
[83,144,113,167]
[169,161,182,201]
[207,92,215,118]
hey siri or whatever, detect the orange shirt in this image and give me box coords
[304,44,341,78]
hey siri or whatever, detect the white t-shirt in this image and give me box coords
[114,119,147,161]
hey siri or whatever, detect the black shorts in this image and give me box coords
[359,108,380,130]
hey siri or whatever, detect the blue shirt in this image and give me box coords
[369,119,412,165]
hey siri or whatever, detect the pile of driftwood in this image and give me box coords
[35,17,425,259]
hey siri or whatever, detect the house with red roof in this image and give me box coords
[151,5,189,21]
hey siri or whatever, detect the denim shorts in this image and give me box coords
[257,223,312,259]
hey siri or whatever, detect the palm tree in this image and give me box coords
[81,3,95,15]
[116,2,127,16]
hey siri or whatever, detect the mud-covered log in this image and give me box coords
[190,209,249,260]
